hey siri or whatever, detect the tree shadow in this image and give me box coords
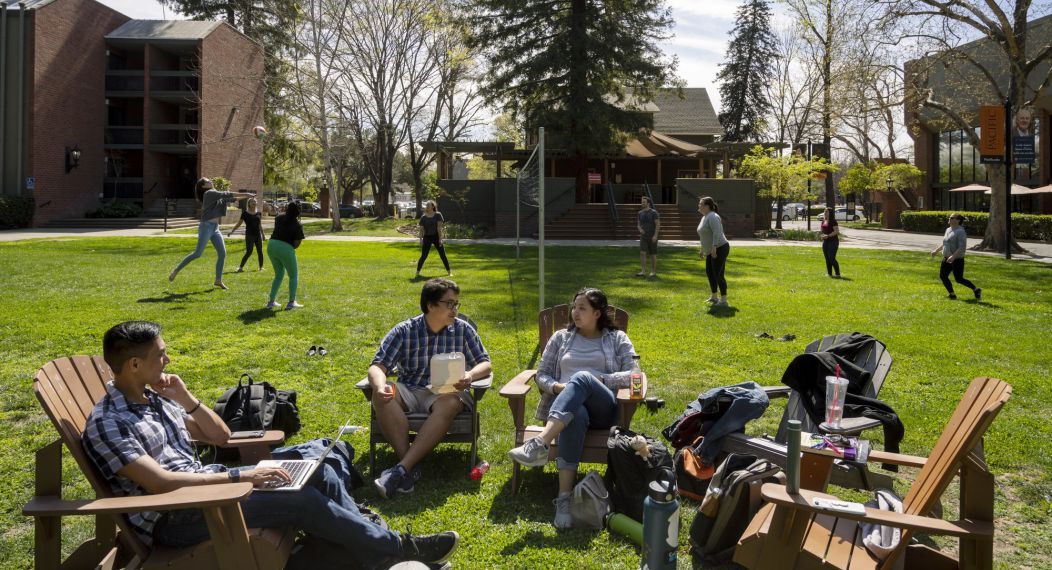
[238,307,278,324]
[138,289,216,303]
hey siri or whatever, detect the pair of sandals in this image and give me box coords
[755,332,796,342]
[307,345,329,357]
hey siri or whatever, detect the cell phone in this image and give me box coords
[812,497,866,515]
[230,430,265,439]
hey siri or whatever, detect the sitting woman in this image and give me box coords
[508,287,637,528]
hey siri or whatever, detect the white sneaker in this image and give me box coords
[553,492,572,529]
[716,297,729,307]
[508,438,550,467]
[286,301,303,310]
[265,301,279,309]
[705,295,718,303]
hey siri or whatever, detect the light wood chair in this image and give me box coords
[721,333,895,490]
[23,356,295,570]
[499,304,642,494]
[354,314,492,476]
[733,376,1010,570]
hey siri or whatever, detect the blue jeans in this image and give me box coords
[695,385,769,464]
[153,464,401,565]
[548,371,618,470]
[174,219,226,281]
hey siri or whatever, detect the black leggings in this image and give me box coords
[705,243,730,295]
[240,233,264,270]
[822,237,840,276]
[940,258,976,294]
[417,235,450,273]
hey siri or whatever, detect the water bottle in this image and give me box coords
[469,460,490,480]
[630,355,643,400]
[786,419,801,494]
[606,512,643,545]
[641,474,679,570]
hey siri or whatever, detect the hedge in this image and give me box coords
[86,201,143,219]
[0,195,34,228]
[900,210,1052,242]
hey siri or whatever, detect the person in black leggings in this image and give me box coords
[416,200,451,277]
[696,196,730,306]
[228,198,265,272]
[819,207,841,278]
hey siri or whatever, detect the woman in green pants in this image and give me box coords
[266,201,306,310]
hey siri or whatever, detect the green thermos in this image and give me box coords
[606,512,643,545]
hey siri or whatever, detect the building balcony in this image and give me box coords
[105,73,145,97]
[148,125,199,154]
[104,126,144,148]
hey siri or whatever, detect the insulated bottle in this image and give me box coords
[641,475,679,570]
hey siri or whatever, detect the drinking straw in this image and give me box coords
[833,364,842,426]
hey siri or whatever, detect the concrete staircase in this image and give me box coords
[144,199,198,218]
[543,204,700,240]
[43,217,199,230]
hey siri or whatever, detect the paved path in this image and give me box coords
[2,222,1049,262]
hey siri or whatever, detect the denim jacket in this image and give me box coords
[534,327,637,421]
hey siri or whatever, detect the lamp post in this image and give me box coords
[886,176,892,224]
[806,139,812,231]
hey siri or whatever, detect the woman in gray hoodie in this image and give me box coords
[169,178,255,289]
[930,212,981,300]
[697,196,730,306]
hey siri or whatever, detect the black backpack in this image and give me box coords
[605,425,674,522]
[214,373,301,436]
[689,453,783,565]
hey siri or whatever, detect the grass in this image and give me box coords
[0,237,1049,568]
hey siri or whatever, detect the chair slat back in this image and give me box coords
[33,356,151,559]
[538,304,629,350]
[901,377,1010,516]
[776,334,892,442]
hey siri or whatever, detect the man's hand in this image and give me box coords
[375,384,397,403]
[454,372,473,391]
[553,383,566,394]
[651,235,657,243]
[242,466,292,488]
[946,255,954,263]
[152,373,193,408]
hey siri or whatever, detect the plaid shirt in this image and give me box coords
[82,382,225,545]
[372,314,490,389]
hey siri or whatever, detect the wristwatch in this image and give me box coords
[228,468,241,483]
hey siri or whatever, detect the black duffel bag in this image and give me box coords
[605,425,674,522]
[214,373,301,436]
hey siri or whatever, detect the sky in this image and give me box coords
[95,0,758,113]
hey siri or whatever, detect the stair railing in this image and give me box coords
[604,183,618,228]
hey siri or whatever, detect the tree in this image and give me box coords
[469,0,680,202]
[716,0,777,142]
[739,145,837,229]
[838,161,924,220]
[763,26,821,148]
[884,0,1052,253]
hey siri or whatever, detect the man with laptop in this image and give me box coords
[82,321,459,567]
[368,278,492,499]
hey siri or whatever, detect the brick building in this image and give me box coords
[0,0,264,226]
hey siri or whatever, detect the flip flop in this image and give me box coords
[307,345,318,356]
[317,346,328,356]
[754,332,773,339]
[776,334,796,342]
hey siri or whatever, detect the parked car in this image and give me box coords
[339,204,364,219]
[817,207,866,222]
[296,200,321,215]
[771,205,799,221]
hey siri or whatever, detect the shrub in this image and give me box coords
[87,201,142,218]
[900,210,1052,242]
[0,195,34,228]
[754,228,820,241]
[398,222,487,239]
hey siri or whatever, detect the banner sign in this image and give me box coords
[979,106,1004,162]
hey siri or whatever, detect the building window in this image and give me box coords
[936,128,991,187]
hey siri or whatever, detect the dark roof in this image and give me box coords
[106,20,221,41]
[651,88,721,136]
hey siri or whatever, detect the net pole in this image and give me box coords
[515,175,521,259]
[538,127,545,312]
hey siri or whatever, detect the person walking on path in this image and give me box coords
[416,200,451,277]
[637,196,661,278]
[267,201,305,310]
[228,197,265,272]
[930,212,981,300]
[507,288,637,528]
[169,178,255,289]
[697,196,730,306]
[820,207,842,278]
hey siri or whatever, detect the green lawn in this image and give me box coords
[0,238,1049,568]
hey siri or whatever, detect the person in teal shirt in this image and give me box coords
[266,201,306,310]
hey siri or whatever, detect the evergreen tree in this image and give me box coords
[468,0,679,201]
[716,0,776,142]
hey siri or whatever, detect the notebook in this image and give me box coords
[253,422,356,492]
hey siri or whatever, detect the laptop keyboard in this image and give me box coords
[273,461,311,487]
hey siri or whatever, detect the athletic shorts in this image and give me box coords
[390,383,473,415]
[640,234,657,254]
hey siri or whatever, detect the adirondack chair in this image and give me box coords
[500,304,641,494]
[734,376,1010,570]
[23,356,295,570]
[720,333,895,490]
[355,314,493,476]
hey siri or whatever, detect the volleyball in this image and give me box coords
[252,125,267,139]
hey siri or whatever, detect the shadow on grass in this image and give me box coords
[963,299,1000,309]
[238,307,278,324]
[707,305,739,318]
[138,289,216,303]
[499,528,604,556]
[833,276,854,281]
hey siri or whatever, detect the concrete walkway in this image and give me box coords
[2,222,1049,262]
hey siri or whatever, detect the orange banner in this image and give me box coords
[979,106,1004,156]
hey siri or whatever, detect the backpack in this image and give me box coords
[605,425,674,522]
[673,437,712,501]
[689,453,784,565]
[570,470,612,529]
[214,373,301,436]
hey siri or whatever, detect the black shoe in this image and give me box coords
[974,288,982,301]
[947,293,957,300]
[307,345,318,356]
[754,332,772,339]
[401,530,460,564]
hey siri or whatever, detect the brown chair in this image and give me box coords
[499,304,642,494]
[354,314,492,476]
[23,356,295,570]
[733,376,1010,570]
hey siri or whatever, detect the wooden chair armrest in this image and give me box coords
[471,374,493,402]
[500,369,537,399]
[762,385,792,399]
[616,372,648,403]
[24,483,255,517]
[866,450,928,469]
[221,430,285,449]
[759,484,992,538]
[355,377,372,400]
[819,417,883,435]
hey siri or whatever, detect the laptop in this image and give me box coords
[254,422,358,492]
